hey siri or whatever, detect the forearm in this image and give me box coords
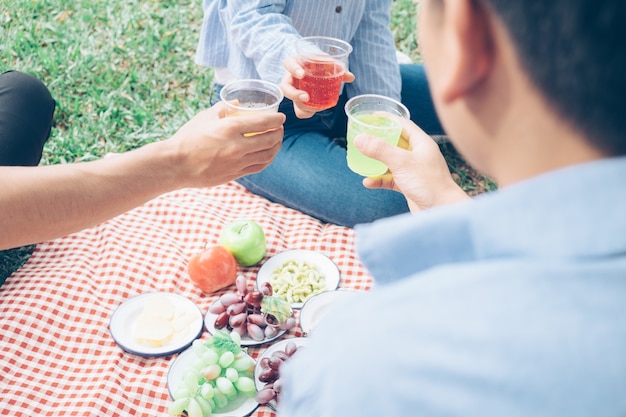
[228,0,299,83]
[0,141,180,250]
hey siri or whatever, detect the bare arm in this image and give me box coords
[354,120,470,212]
[0,102,285,250]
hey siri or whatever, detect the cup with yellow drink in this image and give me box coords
[344,94,410,177]
[220,79,284,136]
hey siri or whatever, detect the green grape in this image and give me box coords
[186,398,203,417]
[235,376,255,393]
[216,377,236,397]
[205,397,216,411]
[202,349,219,365]
[201,364,221,381]
[213,390,228,409]
[218,351,235,368]
[194,395,213,417]
[231,355,254,372]
[230,331,242,346]
[192,358,208,370]
[200,382,215,400]
[168,398,189,416]
[225,367,239,382]
[172,387,192,401]
[192,339,206,354]
[183,370,201,394]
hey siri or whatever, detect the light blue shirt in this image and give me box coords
[279,157,626,416]
[196,0,401,99]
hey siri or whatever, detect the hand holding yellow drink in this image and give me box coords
[220,79,284,136]
[344,94,410,177]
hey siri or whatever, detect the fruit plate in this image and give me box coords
[109,292,204,357]
[204,310,287,347]
[253,337,308,411]
[256,250,340,309]
[167,346,259,416]
[299,289,361,336]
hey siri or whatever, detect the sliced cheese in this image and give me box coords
[134,294,195,348]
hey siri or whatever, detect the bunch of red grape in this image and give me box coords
[208,276,296,341]
[255,340,301,405]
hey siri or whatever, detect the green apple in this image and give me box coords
[219,220,266,266]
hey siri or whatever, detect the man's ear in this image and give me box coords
[438,0,493,103]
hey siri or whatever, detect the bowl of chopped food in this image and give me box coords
[255,250,340,309]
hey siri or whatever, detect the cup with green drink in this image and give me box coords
[344,94,410,177]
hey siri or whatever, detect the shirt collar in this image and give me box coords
[355,157,626,285]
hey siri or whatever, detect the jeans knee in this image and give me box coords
[1,71,55,117]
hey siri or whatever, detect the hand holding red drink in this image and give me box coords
[281,36,353,119]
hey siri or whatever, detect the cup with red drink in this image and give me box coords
[293,36,353,110]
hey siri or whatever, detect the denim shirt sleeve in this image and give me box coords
[221,0,300,84]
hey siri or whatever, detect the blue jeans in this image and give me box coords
[219,64,443,227]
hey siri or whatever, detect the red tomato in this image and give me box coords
[188,245,238,293]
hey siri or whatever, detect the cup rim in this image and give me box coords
[295,36,353,59]
[344,94,410,121]
[220,79,284,111]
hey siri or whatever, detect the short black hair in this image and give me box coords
[480,0,626,155]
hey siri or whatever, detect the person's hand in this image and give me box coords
[168,101,286,188]
[354,120,469,212]
[280,56,355,119]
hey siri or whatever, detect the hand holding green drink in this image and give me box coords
[344,94,410,177]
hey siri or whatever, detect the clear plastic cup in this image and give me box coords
[344,94,410,177]
[293,36,352,109]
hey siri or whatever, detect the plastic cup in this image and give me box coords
[220,79,283,136]
[344,94,410,177]
[220,79,283,116]
[293,36,352,109]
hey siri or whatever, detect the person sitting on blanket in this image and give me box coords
[278,0,626,415]
[0,70,285,280]
[196,0,445,228]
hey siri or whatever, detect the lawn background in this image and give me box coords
[1,0,495,276]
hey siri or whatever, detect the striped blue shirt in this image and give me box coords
[196,0,401,100]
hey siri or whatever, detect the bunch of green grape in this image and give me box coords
[168,331,256,417]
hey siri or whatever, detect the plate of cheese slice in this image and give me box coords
[109,292,204,357]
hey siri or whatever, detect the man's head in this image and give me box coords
[479,0,626,156]
[418,0,626,182]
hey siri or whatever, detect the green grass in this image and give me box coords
[2,0,495,193]
[2,0,214,164]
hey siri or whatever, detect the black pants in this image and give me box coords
[0,71,55,286]
[0,70,55,166]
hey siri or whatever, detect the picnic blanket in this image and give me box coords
[0,181,373,416]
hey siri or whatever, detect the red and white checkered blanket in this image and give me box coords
[0,182,372,416]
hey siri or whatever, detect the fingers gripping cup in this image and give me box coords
[293,36,353,109]
[345,94,410,177]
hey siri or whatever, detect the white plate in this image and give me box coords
[167,346,259,416]
[253,337,308,411]
[299,289,361,336]
[256,250,340,309]
[204,310,287,347]
[109,292,204,357]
